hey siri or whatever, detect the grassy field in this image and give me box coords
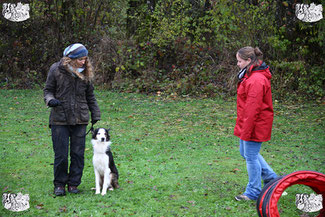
[0,89,324,216]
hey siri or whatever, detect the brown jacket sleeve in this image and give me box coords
[43,62,59,106]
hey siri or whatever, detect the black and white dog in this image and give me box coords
[91,128,119,195]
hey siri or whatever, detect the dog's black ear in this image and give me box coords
[105,128,111,141]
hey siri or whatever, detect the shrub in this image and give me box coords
[1,0,324,99]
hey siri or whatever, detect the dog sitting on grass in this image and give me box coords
[91,128,119,195]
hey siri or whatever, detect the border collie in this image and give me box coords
[91,128,119,195]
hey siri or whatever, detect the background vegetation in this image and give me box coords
[1,0,324,99]
[0,90,324,216]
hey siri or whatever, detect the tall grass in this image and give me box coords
[0,89,324,216]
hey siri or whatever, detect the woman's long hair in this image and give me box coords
[62,57,94,82]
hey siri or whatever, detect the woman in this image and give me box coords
[44,43,101,196]
[234,46,277,201]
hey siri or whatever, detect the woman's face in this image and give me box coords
[72,57,87,68]
[236,53,251,70]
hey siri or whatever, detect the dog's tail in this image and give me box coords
[111,173,119,189]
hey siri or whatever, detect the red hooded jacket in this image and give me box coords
[234,62,274,142]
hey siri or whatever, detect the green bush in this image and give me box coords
[270,61,325,99]
[1,0,324,99]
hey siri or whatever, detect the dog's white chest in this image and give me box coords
[93,154,109,174]
[91,139,111,175]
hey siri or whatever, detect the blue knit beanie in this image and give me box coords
[63,43,88,59]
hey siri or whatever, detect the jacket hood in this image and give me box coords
[251,62,272,80]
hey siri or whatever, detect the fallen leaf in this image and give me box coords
[59,206,67,212]
[187,200,196,206]
[127,180,134,184]
[231,168,240,173]
[35,204,44,210]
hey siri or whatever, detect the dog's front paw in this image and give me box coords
[108,186,114,191]
[101,191,107,196]
[95,190,100,194]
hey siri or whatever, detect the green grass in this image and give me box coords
[0,89,324,216]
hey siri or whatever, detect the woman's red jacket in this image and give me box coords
[234,63,274,142]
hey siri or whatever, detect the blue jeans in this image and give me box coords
[239,139,277,200]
